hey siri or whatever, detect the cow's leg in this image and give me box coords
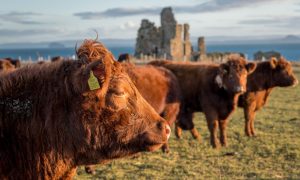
[190,126,201,143]
[250,111,257,136]
[175,122,183,139]
[184,111,201,142]
[85,165,96,175]
[244,102,256,137]
[63,168,77,180]
[163,102,180,126]
[205,112,220,148]
[161,103,180,153]
[219,120,228,147]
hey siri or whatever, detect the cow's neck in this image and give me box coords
[211,73,239,106]
[248,62,274,91]
[0,136,77,179]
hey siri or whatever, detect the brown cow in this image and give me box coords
[0,39,171,179]
[150,57,256,148]
[0,59,15,72]
[2,57,21,68]
[238,57,298,136]
[85,63,180,174]
[121,63,180,152]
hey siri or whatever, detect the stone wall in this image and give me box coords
[253,50,281,61]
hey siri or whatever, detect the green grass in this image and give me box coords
[75,69,300,180]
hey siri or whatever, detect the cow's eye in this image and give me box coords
[112,90,125,97]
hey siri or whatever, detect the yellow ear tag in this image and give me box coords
[88,71,100,90]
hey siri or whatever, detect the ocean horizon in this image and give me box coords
[1,43,300,61]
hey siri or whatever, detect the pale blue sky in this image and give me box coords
[0,0,299,43]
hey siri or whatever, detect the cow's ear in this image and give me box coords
[219,63,229,74]
[270,57,278,69]
[246,62,256,74]
[83,57,112,94]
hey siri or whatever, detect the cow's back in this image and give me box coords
[123,63,180,114]
[153,63,217,111]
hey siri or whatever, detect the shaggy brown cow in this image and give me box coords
[0,59,15,72]
[150,58,256,148]
[0,39,170,179]
[238,57,298,136]
[84,63,180,174]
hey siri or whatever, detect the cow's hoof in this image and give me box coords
[211,142,221,149]
[221,143,228,147]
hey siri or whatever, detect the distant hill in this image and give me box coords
[191,35,300,45]
[48,42,65,48]
[0,38,135,49]
[281,35,300,43]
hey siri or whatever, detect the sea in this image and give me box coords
[0,43,300,61]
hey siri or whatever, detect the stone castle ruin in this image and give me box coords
[135,7,243,62]
[135,7,192,61]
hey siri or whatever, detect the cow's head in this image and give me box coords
[74,39,170,164]
[215,57,256,94]
[269,57,298,87]
[0,59,15,72]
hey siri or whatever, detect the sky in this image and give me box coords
[0,0,299,43]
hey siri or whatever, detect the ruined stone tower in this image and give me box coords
[197,36,206,61]
[135,7,192,61]
[134,19,161,57]
[183,24,192,61]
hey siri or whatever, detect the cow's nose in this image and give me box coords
[235,86,245,93]
[293,78,299,86]
[157,121,171,140]
[165,124,171,140]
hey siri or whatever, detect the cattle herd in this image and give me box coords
[0,39,298,179]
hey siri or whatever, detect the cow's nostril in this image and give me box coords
[156,121,164,130]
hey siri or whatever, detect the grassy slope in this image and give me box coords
[76,68,300,180]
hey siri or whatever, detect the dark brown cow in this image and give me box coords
[0,39,170,179]
[0,59,15,72]
[150,57,256,148]
[51,56,65,62]
[118,53,131,62]
[238,57,298,136]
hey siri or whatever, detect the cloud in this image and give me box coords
[0,12,43,25]
[74,0,280,19]
[0,29,61,37]
[238,16,300,27]
[74,7,160,19]
[120,21,138,30]
[239,19,278,25]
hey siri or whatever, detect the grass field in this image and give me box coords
[75,67,300,180]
